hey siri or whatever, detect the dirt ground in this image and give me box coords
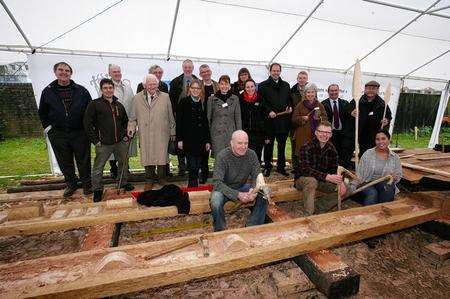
[0,172,449,298]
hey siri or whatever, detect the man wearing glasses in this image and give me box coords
[294,121,344,215]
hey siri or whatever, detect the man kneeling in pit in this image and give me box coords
[210,130,268,232]
[294,121,345,215]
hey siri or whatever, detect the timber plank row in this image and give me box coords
[0,192,447,298]
[398,148,450,185]
[0,180,302,236]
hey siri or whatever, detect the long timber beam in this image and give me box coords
[0,191,447,298]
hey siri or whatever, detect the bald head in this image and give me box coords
[231,130,249,156]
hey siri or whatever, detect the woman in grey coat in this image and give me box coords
[207,75,242,157]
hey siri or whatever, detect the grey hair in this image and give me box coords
[148,64,162,74]
[143,73,159,85]
[108,64,121,73]
[304,82,318,92]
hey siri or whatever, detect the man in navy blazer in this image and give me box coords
[321,84,352,168]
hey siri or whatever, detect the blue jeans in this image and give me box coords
[361,181,396,206]
[210,184,268,232]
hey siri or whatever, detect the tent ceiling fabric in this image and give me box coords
[1,0,449,81]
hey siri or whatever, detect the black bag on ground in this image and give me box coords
[136,184,190,214]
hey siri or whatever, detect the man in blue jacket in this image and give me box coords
[38,62,92,198]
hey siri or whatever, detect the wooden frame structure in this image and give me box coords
[0,191,447,298]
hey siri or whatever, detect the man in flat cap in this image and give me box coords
[348,80,391,157]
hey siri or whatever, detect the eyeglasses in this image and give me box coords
[190,86,201,90]
[317,130,332,135]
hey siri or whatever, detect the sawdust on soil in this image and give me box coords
[0,170,449,298]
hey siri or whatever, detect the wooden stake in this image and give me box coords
[381,82,391,129]
[337,166,344,211]
[352,59,362,165]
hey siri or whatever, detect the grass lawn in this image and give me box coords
[0,128,448,188]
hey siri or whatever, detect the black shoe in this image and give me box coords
[276,169,289,176]
[83,184,93,195]
[263,169,271,177]
[63,186,77,198]
[120,183,135,191]
[93,190,104,202]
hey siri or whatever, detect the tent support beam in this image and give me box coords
[166,0,181,60]
[402,50,449,79]
[363,0,450,19]
[428,81,450,148]
[0,0,34,53]
[346,0,442,72]
[268,0,324,66]
[1,44,447,84]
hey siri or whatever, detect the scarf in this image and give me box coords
[242,91,257,103]
[303,99,320,136]
[215,90,232,102]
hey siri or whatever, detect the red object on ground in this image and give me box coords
[131,184,213,199]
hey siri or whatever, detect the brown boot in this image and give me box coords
[144,182,153,191]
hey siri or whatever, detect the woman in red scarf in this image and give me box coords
[239,79,268,163]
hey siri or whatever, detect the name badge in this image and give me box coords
[222,103,228,108]
[369,111,374,116]
[254,102,259,106]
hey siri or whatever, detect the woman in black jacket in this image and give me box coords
[231,67,251,95]
[239,79,268,163]
[176,79,211,187]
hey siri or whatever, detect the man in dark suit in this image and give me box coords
[136,65,168,93]
[169,59,198,176]
[322,84,352,168]
[259,63,292,177]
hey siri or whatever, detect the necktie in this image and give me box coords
[333,100,340,129]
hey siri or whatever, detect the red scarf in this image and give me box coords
[243,91,258,103]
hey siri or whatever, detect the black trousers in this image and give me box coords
[264,133,288,171]
[47,129,91,188]
[331,130,354,169]
[200,150,210,181]
[177,153,186,173]
[249,137,264,163]
[187,155,203,187]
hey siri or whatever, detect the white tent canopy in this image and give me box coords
[1,0,449,87]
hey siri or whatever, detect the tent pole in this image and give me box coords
[402,50,449,79]
[345,0,442,72]
[428,81,450,148]
[267,0,324,66]
[363,0,450,19]
[166,0,181,61]
[0,0,35,53]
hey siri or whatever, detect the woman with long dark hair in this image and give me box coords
[231,67,251,95]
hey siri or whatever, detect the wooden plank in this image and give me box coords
[0,182,304,236]
[401,163,450,178]
[7,203,43,221]
[416,155,450,161]
[0,193,445,298]
[267,205,360,298]
[80,224,116,251]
